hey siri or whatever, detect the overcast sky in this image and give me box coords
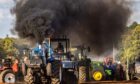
[0,0,140,38]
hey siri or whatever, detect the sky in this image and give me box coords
[0,0,15,38]
[0,0,140,38]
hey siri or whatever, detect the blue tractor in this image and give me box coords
[22,36,91,84]
[22,36,72,84]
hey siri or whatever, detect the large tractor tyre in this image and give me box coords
[52,60,61,78]
[46,63,52,76]
[24,68,34,84]
[79,66,87,83]
[78,59,91,81]
[34,73,42,84]
[47,60,61,77]
[92,69,105,81]
[46,60,62,84]
[51,78,60,84]
[0,69,15,83]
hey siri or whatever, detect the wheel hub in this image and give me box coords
[93,71,103,81]
[4,73,15,83]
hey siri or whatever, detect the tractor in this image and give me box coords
[0,58,16,83]
[22,36,91,84]
[22,36,69,84]
[24,58,47,84]
[91,57,125,81]
[69,45,91,83]
[44,37,91,83]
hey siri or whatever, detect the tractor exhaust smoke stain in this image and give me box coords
[13,0,130,55]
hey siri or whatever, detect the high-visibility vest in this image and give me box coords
[12,63,18,72]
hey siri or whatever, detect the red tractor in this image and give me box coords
[0,58,16,83]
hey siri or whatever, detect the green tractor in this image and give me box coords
[91,57,126,81]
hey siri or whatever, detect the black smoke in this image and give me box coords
[13,0,130,55]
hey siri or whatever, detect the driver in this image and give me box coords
[55,42,64,53]
[54,42,64,60]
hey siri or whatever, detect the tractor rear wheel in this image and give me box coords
[79,66,86,83]
[46,63,52,76]
[24,68,34,84]
[46,60,62,84]
[0,69,15,83]
[51,78,60,84]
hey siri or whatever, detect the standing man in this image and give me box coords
[7,53,15,63]
[33,44,46,64]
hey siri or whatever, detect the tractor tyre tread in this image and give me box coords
[79,66,86,83]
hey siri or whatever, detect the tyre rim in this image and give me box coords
[4,73,15,83]
[93,71,102,81]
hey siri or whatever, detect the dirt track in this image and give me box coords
[14,80,140,84]
[62,70,140,84]
[60,70,140,84]
[5,71,140,84]
[81,81,140,84]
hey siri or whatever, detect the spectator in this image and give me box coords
[7,53,15,63]
[12,58,19,81]
[22,56,30,76]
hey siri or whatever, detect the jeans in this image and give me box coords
[40,56,46,65]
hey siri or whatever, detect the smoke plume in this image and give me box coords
[13,0,130,55]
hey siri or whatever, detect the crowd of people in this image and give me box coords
[103,57,126,80]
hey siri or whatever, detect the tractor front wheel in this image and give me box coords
[0,69,15,83]
[92,70,104,81]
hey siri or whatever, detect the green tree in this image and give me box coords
[128,21,138,29]
[0,36,30,59]
[1,35,14,54]
[0,39,6,58]
[120,25,140,80]
[121,25,140,62]
[1,35,20,57]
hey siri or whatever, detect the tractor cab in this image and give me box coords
[45,36,77,70]
[46,36,70,61]
[70,45,90,61]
